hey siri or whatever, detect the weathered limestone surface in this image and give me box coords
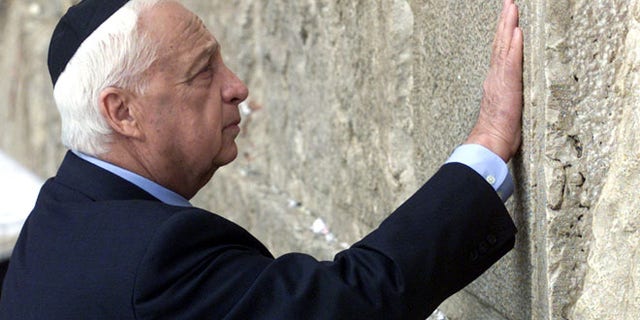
[1,0,639,319]
[569,1,640,318]
[535,1,638,319]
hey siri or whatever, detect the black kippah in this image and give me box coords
[47,0,130,86]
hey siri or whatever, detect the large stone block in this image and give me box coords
[186,1,532,318]
[532,1,638,318]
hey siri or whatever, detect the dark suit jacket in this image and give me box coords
[0,151,516,319]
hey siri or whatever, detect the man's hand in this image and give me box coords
[466,0,523,163]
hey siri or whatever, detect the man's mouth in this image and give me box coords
[224,119,241,129]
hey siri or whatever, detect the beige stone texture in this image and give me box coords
[1,0,639,319]
[570,2,640,318]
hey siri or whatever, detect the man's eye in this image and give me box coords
[199,66,213,77]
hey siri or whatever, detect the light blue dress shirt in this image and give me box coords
[73,151,192,207]
[73,143,513,207]
[446,144,514,202]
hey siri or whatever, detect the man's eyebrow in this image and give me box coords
[183,42,219,81]
[205,42,220,59]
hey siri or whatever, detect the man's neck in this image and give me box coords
[73,150,192,207]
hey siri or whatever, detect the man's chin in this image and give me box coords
[213,143,238,167]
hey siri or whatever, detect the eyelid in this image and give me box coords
[201,55,216,73]
[205,60,214,71]
[201,62,214,76]
[195,61,214,81]
[197,64,210,74]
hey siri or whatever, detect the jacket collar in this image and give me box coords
[54,151,160,203]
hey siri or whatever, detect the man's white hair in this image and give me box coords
[53,0,168,156]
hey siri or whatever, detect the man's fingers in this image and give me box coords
[498,5,519,62]
[508,27,524,75]
[505,4,519,38]
[505,27,524,95]
[492,1,517,65]
[492,2,509,55]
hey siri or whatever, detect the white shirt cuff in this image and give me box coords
[445,144,514,202]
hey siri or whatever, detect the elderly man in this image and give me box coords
[0,0,523,319]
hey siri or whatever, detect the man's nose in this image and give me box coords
[222,67,249,105]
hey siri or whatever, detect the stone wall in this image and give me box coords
[1,0,638,319]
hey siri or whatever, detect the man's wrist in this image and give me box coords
[465,132,513,163]
[445,144,514,202]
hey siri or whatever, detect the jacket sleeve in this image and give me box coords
[133,163,516,320]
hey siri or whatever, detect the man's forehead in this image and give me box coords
[136,1,222,81]
[143,2,217,47]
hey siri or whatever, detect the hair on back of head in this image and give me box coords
[53,0,168,156]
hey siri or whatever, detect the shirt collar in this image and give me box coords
[72,151,192,207]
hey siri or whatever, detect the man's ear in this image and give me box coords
[99,88,142,139]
